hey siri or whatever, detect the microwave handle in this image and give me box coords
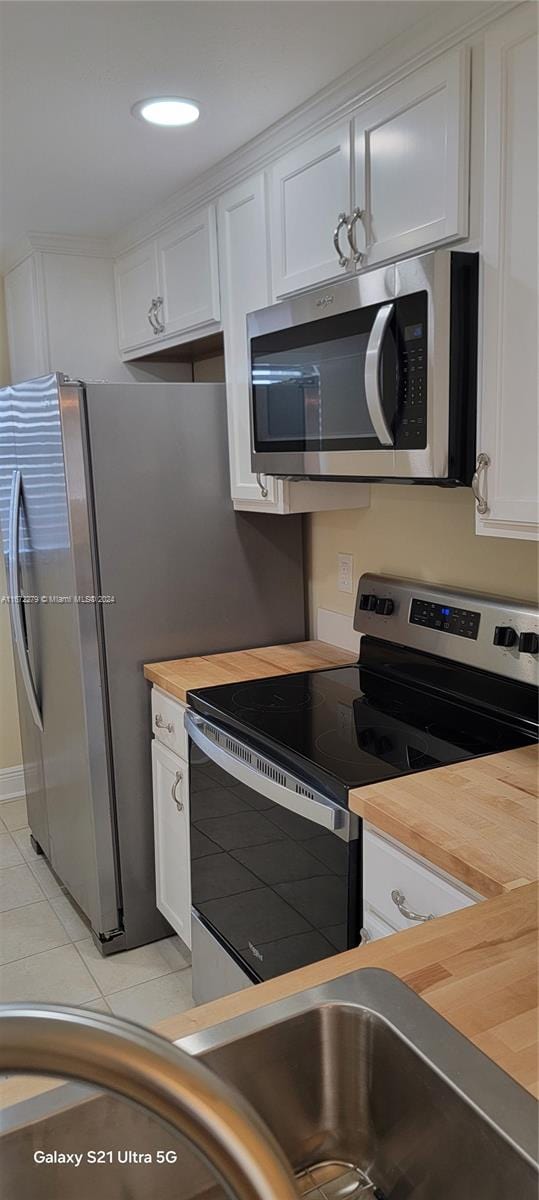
[365,302,395,447]
[185,711,347,834]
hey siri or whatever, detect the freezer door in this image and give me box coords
[1,376,120,937]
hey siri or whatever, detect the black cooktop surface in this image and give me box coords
[188,642,536,804]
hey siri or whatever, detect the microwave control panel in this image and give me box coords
[395,293,428,450]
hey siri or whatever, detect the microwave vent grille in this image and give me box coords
[295,783,315,800]
[255,758,287,787]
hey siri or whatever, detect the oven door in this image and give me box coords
[249,252,452,481]
[186,712,359,985]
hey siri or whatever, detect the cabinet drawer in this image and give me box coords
[151,687,188,759]
[363,826,478,932]
[362,906,397,943]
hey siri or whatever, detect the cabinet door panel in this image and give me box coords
[152,740,191,948]
[218,174,281,510]
[355,48,469,265]
[158,205,220,337]
[477,7,538,539]
[114,241,159,352]
[270,121,352,296]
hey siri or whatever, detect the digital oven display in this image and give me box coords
[410,598,481,640]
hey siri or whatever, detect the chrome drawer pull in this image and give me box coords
[391,889,434,923]
[471,452,490,516]
[171,771,184,812]
[155,713,174,734]
[333,212,351,268]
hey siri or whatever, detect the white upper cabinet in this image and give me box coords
[157,205,220,339]
[476,5,538,541]
[114,240,160,352]
[218,172,281,510]
[114,204,221,356]
[270,121,353,297]
[354,48,470,266]
[270,48,470,298]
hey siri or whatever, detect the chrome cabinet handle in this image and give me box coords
[471,453,490,516]
[359,927,371,944]
[391,889,434,923]
[7,471,43,732]
[148,299,159,334]
[347,208,365,264]
[155,713,174,734]
[171,770,184,812]
[365,302,395,446]
[333,212,351,268]
[154,295,165,334]
[256,472,269,499]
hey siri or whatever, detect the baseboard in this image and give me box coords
[0,764,26,802]
[316,608,360,654]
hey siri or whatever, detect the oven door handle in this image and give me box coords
[185,712,348,835]
[365,302,395,447]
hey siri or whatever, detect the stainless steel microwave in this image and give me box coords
[248,250,478,485]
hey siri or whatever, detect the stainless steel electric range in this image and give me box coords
[186,575,538,1004]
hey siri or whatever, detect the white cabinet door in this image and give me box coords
[270,120,353,297]
[354,48,470,267]
[4,256,47,383]
[151,739,191,949]
[476,6,538,540]
[218,173,281,510]
[157,205,220,338]
[114,241,160,352]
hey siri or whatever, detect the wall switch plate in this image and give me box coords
[337,553,354,594]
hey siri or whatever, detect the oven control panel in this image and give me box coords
[354,573,539,686]
[409,598,481,640]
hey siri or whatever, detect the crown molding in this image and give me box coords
[112,0,515,255]
[2,232,113,275]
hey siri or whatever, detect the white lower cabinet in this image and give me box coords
[475,4,538,540]
[363,824,480,941]
[151,738,191,950]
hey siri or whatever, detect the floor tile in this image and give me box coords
[12,825,41,863]
[1,797,28,831]
[0,900,70,965]
[75,936,187,995]
[0,944,100,1004]
[50,893,90,941]
[81,997,112,1013]
[156,935,191,972]
[0,833,24,869]
[28,858,64,898]
[107,969,193,1025]
[0,864,44,912]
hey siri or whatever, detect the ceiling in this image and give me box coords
[0,1,489,264]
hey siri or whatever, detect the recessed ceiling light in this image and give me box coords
[131,97,200,127]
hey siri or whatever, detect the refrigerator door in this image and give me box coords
[0,385,49,855]
[1,375,120,937]
[85,382,305,949]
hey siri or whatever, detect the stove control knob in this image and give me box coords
[493,626,517,648]
[518,631,539,654]
[375,597,394,616]
[360,594,377,612]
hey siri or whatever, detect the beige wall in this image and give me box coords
[0,278,22,769]
[306,485,538,630]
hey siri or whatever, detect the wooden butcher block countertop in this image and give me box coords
[143,639,358,702]
[158,882,539,1098]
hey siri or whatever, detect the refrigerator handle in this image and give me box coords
[8,470,44,732]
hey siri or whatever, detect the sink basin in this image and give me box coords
[1,969,537,1198]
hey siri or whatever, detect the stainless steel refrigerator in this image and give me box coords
[0,375,305,953]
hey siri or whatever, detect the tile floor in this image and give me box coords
[0,797,194,1025]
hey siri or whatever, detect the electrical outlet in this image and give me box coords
[337,553,353,594]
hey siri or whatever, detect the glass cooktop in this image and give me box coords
[188,652,535,804]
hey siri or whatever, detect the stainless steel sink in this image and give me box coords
[1,969,537,1198]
